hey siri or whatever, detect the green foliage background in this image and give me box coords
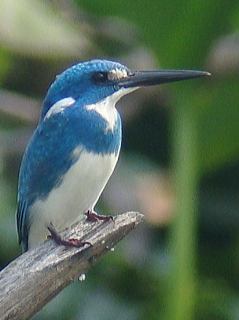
[0,1,239,319]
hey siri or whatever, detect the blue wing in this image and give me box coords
[16,111,79,251]
[16,198,28,251]
[16,104,121,251]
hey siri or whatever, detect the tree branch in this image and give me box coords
[0,211,143,320]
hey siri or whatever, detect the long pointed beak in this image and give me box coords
[118,69,211,88]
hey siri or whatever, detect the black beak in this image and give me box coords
[118,69,211,88]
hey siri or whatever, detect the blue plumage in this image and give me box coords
[17,101,122,248]
[17,58,209,251]
[17,60,125,251]
[41,59,129,120]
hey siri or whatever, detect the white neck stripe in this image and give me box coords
[45,97,75,120]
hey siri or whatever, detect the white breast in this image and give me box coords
[28,150,119,249]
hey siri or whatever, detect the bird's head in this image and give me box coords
[41,59,210,121]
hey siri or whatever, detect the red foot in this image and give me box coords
[47,223,92,248]
[85,210,113,223]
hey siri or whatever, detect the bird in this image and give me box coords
[16,59,210,252]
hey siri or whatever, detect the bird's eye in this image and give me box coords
[92,72,108,83]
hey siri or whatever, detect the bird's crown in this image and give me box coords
[41,59,131,120]
[40,59,211,121]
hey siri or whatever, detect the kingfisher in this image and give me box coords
[16,59,210,252]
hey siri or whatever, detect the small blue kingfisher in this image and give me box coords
[16,59,210,251]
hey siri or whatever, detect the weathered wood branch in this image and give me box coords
[0,211,143,320]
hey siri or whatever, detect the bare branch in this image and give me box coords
[0,211,143,320]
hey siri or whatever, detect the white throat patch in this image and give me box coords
[86,88,136,131]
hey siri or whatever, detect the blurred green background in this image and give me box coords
[0,1,239,319]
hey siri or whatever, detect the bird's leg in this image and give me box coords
[85,210,113,223]
[47,223,91,248]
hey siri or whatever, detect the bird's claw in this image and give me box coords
[85,210,113,223]
[47,223,92,248]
